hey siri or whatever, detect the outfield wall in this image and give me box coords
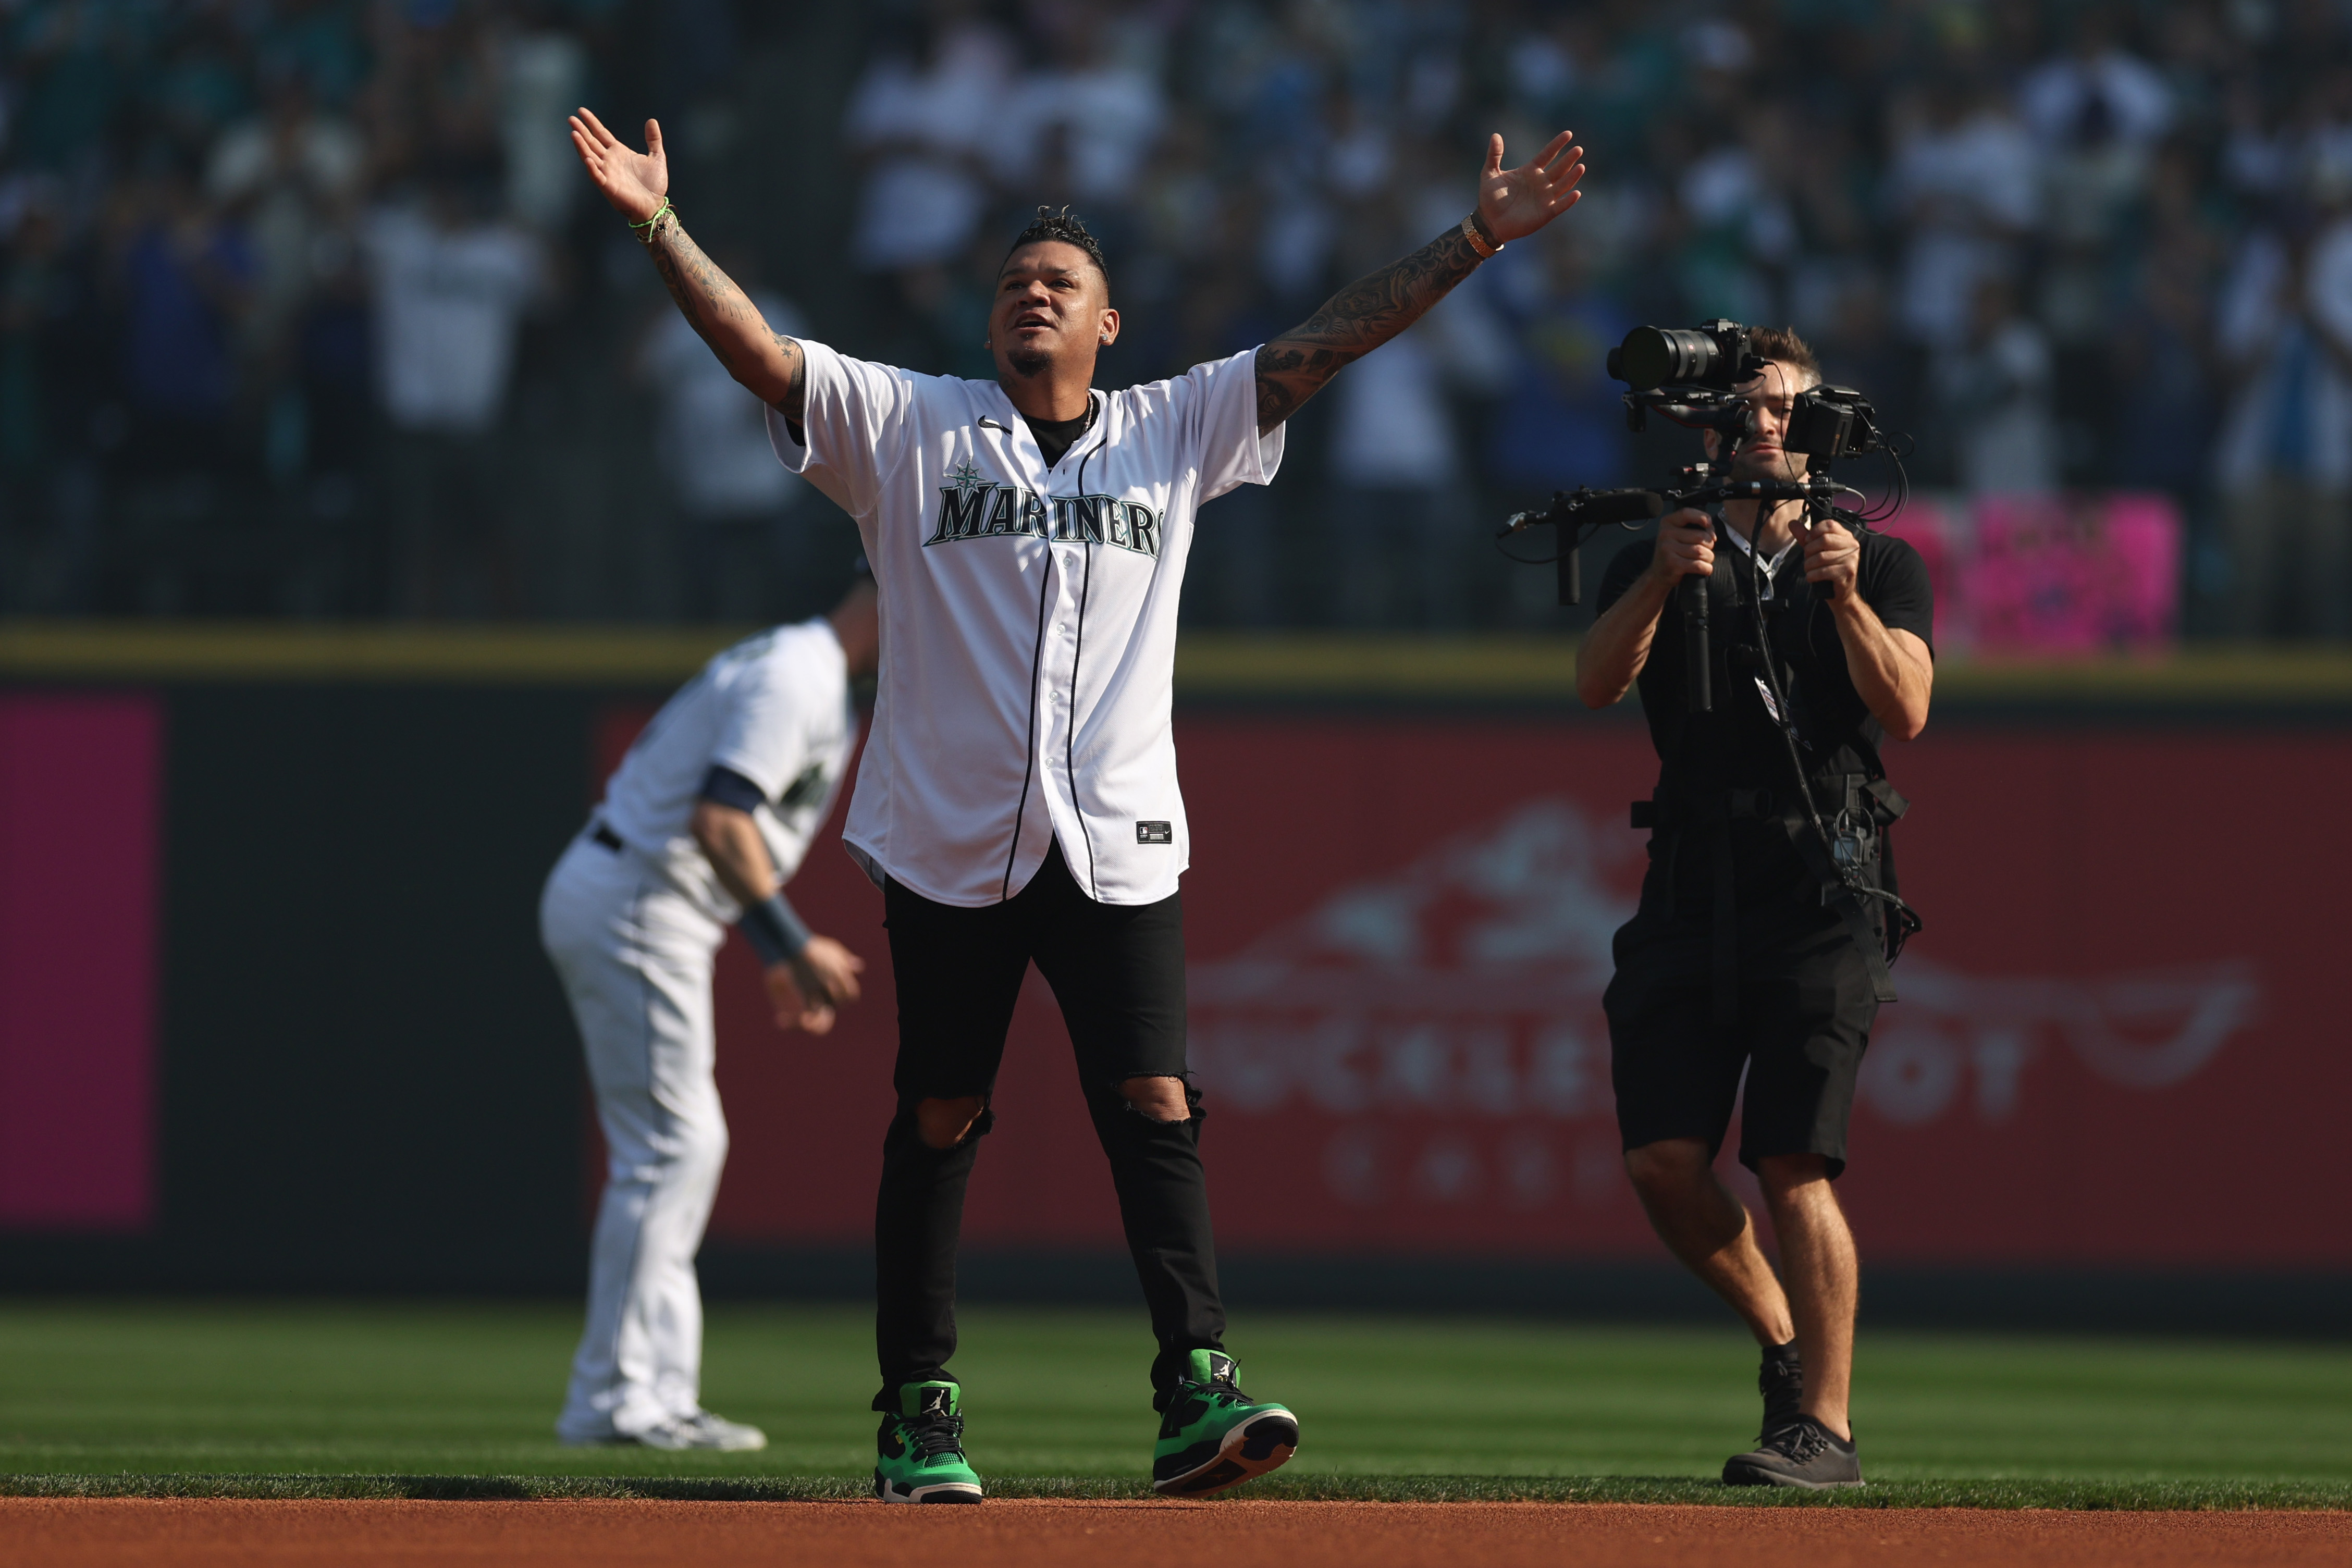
[676,715,2336,1274]
[0,627,2345,1326]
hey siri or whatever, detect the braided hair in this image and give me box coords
[1002,205,1110,290]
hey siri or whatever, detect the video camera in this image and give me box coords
[1500,317,1908,711]
[1500,318,1899,610]
[1607,318,1762,391]
[1604,318,1888,462]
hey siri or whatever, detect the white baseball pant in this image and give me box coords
[540,832,730,1441]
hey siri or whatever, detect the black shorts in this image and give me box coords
[1603,910,1876,1178]
[882,840,1190,1105]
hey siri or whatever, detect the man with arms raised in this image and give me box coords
[571,106,1583,1501]
[1579,328,1935,1487]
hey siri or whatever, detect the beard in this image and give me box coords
[1006,345,1052,378]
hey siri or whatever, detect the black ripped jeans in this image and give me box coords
[874,841,1224,1410]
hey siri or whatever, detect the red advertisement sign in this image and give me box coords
[655,711,2348,1270]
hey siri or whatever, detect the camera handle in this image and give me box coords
[1680,551,1712,713]
[1672,478,1837,713]
[1496,487,1668,609]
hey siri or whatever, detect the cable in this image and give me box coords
[1492,513,1650,567]
[1728,396,1922,960]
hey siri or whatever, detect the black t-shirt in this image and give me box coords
[1596,521,1935,911]
[1025,406,1093,467]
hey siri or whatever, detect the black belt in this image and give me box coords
[1631,775,1869,831]
[589,822,623,853]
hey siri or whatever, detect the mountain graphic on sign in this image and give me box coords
[1191,798,1633,1016]
[1188,796,2259,1123]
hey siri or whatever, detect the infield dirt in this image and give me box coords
[0,1497,2345,1567]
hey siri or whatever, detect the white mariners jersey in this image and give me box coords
[767,342,1282,908]
[595,618,857,922]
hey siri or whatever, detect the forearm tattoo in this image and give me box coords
[771,333,805,430]
[647,216,804,422]
[1253,226,1484,431]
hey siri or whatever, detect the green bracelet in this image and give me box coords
[630,200,674,240]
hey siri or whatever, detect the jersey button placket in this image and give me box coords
[1038,547,1083,845]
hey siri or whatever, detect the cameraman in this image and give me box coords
[1576,327,1932,1488]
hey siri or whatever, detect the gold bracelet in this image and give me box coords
[1461,213,1501,258]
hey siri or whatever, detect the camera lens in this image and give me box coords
[1616,326,1722,390]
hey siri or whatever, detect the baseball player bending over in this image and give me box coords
[544,579,878,1450]
[571,105,1583,1500]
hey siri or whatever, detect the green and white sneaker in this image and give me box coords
[873,1381,983,1504]
[1150,1350,1299,1497]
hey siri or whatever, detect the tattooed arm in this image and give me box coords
[1254,226,1487,433]
[568,107,803,426]
[1254,130,1586,435]
[639,215,804,419]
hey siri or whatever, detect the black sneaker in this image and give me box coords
[1722,1415,1864,1488]
[1758,1342,1804,1438]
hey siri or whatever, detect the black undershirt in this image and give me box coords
[1025,402,1094,467]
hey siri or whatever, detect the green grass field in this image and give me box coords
[1,1301,2347,1507]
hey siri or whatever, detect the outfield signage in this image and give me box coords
[694,715,2333,1270]
[12,697,2322,1274]
[0,694,160,1231]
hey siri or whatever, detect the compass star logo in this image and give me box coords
[948,459,985,495]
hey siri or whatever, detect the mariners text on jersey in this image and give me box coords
[926,462,1163,558]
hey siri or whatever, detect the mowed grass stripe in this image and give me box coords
[0,1302,2346,1493]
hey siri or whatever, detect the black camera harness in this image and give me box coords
[1505,464,1925,1019]
[1698,479,1922,1018]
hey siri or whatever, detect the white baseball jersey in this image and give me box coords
[595,618,857,922]
[766,343,1283,908]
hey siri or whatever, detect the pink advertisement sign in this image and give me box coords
[0,693,163,1230]
[1883,492,2183,657]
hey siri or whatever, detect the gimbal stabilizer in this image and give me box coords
[1498,471,1850,712]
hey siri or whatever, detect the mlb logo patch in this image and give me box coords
[1136,821,1173,844]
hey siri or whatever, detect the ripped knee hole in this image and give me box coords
[915,1096,987,1150]
[1116,1074,1191,1125]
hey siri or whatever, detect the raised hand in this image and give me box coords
[1477,131,1585,243]
[568,107,667,225]
[1254,129,1585,431]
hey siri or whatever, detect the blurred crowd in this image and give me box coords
[2,0,595,615]
[0,0,835,621]
[9,0,2352,637]
[841,0,2352,636]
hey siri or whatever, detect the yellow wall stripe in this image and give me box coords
[2,620,2351,701]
